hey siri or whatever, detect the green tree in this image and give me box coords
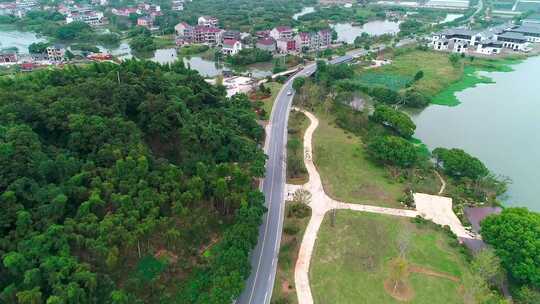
[433,148,489,180]
[481,208,540,288]
[371,105,416,138]
[367,135,418,168]
[292,76,306,92]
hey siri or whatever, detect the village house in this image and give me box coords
[137,16,153,29]
[295,29,332,52]
[507,24,540,43]
[497,32,530,51]
[270,26,294,41]
[198,15,219,28]
[46,45,65,62]
[111,7,137,16]
[65,8,105,26]
[431,23,535,55]
[193,26,223,45]
[276,38,296,54]
[0,51,17,63]
[256,37,277,53]
[221,39,242,55]
[223,30,241,41]
[171,0,184,11]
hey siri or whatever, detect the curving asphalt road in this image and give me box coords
[237,49,370,304]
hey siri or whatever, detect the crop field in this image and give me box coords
[355,72,413,91]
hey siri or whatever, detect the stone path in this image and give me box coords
[288,108,478,304]
[290,109,418,304]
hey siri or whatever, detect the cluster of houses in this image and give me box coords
[0,0,38,18]
[0,44,66,71]
[431,21,540,55]
[111,2,164,30]
[175,17,333,56]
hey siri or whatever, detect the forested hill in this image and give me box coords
[0,61,267,303]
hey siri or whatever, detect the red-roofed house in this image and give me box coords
[222,39,242,55]
[270,26,293,41]
[111,7,138,16]
[256,37,276,52]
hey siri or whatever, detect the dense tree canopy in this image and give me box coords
[433,148,489,180]
[226,48,273,66]
[481,208,540,288]
[371,105,416,139]
[0,61,266,303]
[367,135,418,168]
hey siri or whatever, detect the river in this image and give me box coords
[409,56,540,210]
[331,20,401,44]
[0,28,46,54]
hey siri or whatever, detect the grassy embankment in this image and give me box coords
[286,110,310,185]
[313,109,406,208]
[355,49,523,106]
[271,203,311,304]
[260,82,284,120]
[310,210,470,304]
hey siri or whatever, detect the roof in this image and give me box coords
[222,39,239,47]
[275,26,292,32]
[498,31,528,41]
[441,28,477,37]
[257,37,275,46]
[510,25,540,35]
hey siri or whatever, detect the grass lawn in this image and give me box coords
[310,210,469,304]
[287,110,309,184]
[312,110,405,208]
[356,50,463,97]
[261,82,284,120]
[272,203,311,304]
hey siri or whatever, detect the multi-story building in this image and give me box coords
[46,45,65,62]
[137,16,153,29]
[0,51,17,63]
[507,24,540,43]
[223,30,241,41]
[111,7,138,16]
[276,38,296,54]
[270,26,294,41]
[193,26,223,45]
[295,29,332,52]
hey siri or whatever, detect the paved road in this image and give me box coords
[236,63,317,304]
[237,46,390,304]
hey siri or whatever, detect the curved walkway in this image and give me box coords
[291,109,418,304]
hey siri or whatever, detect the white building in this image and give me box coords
[270,26,294,41]
[66,9,105,26]
[198,16,219,28]
[221,39,242,55]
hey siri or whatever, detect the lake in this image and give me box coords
[0,28,46,54]
[331,20,401,44]
[409,56,540,210]
[152,48,273,78]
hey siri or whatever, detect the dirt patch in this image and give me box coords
[281,279,294,294]
[384,279,414,301]
[409,265,460,282]
[352,183,393,202]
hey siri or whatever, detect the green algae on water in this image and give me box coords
[432,57,523,107]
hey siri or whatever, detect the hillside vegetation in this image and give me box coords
[0,61,266,304]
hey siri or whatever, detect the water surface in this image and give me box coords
[409,56,540,210]
[293,7,315,20]
[0,29,46,54]
[331,20,400,43]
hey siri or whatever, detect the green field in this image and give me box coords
[313,110,405,208]
[310,211,469,304]
[355,72,413,91]
[356,50,463,97]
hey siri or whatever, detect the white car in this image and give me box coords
[287,90,292,96]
